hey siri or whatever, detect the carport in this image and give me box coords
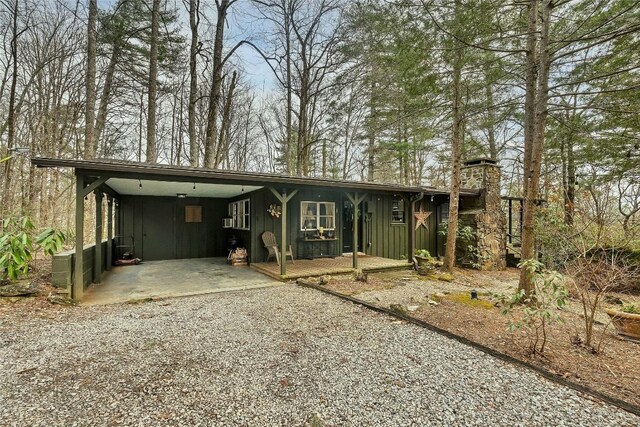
[81,258,280,305]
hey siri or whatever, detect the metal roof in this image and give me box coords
[31,157,479,196]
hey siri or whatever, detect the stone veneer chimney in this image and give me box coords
[459,158,506,270]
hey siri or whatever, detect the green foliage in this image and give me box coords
[35,228,66,257]
[414,249,431,259]
[0,217,35,280]
[0,217,67,281]
[621,303,640,315]
[497,260,569,355]
[438,221,486,269]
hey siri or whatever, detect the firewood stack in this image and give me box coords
[228,248,248,266]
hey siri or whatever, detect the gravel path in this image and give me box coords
[1,285,638,426]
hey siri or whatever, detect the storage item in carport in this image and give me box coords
[228,248,248,266]
[114,235,142,266]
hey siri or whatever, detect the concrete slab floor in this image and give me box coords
[82,258,282,306]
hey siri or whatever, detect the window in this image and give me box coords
[438,202,449,223]
[391,198,405,224]
[229,199,250,230]
[300,201,335,230]
[185,205,202,223]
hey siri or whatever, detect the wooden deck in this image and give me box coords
[251,255,411,280]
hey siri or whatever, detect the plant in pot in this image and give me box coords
[414,249,432,267]
[605,303,640,340]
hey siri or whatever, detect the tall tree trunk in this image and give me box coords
[284,1,293,174]
[564,134,576,225]
[215,70,238,168]
[94,46,120,149]
[146,0,160,163]
[519,0,553,293]
[485,79,498,160]
[188,0,199,167]
[84,0,97,159]
[204,0,230,168]
[296,73,309,176]
[2,0,19,215]
[443,41,464,273]
[367,76,376,181]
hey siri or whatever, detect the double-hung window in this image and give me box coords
[229,199,250,230]
[300,201,335,230]
[391,198,405,224]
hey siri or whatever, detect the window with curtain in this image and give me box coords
[300,201,335,230]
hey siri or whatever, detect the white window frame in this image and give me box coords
[229,198,250,230]
[300,201,335,231]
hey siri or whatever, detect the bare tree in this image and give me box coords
[204,0,235,168]
[84,0,97,159]
[146,0,160,163]
[1,0,20,214]
[187,0,199,166]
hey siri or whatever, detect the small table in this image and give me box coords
[299,238,338,259]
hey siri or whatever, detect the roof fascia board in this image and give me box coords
[33,157,479,196]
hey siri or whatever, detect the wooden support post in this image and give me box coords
[519,199,523,243]
[94,191,103,283]
[74,175,85,301]
[508,198,513,244]
[280,192,288,277]
[106,196,113,271]
[346,192,367,269]
[269,187,299,277]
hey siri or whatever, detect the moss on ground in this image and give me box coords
[443,292,495,310]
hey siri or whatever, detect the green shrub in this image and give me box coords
[0,217,66,281]
[0,217,35,280]
[496,259,569,355]
[35,228,66,256]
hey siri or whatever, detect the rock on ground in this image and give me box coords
[0,286,638,427]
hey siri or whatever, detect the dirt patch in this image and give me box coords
[0,259,73,320]
[321,273,402,295]
[323,268,640,408]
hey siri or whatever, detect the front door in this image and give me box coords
[142,198,176,261]
[342,200,364,254]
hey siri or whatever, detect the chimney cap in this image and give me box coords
[463,157,498,167]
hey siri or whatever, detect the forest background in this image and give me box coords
[0,0,638,288]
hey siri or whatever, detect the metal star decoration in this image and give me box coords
[415,208,431,230]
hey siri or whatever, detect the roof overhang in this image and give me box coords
[31,157,480,198]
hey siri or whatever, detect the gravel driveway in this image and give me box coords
[1,285,637,426]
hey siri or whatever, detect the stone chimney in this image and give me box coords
[459,158,506,270]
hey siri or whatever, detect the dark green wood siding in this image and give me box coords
[118,196,227,261]
[116,189,442,264]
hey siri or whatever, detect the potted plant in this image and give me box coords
[414,249,432,267]
[605,303,640,340]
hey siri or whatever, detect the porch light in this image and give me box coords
[139,180,142,189]
[177,193,187,198]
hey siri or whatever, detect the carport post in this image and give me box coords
[345,192,367,269]
[74,175,85,301]
[94,191,103,283]
[106,196,113,271]
[269,187,298,277]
